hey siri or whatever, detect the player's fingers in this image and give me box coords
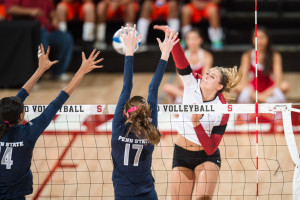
[173,38,180,45]
[51,60,59,65]
[46,46,50,57]
[153,25,167,32]
[164,29,169,41]
[171,32,179,42]
[136,35,142,42]
[169,31,174,41]
[127,23,130,35]
[132,24,136,36]
[82,52,87,61]
[121,26,127,35]
[92,51,101,60]
[93,58,104,65]
[94,65,104,69]
[89,49,96,59]
[156,38,162,45]
[40,43,45,55]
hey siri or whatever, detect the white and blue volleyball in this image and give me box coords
[112,27,141,55]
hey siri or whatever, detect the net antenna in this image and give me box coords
[282,106,300,200]
[255,0,259,198]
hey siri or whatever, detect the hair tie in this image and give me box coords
[126,106,138,118]
[3,121,10,126]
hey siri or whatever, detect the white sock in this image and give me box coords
[237,87,252,103]
[137,18,150,44]
[167,18,180,33]
[83,22,95,41]
[208,26,223,42]
[97,23,106,42]
[58,22,67,32]
[181,25,192,39]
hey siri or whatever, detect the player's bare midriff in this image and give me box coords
[175,134,205,151]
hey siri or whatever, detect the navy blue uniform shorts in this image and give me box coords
[115,189,158,200]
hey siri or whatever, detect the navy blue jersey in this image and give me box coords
[0,88,69,199]
[111,56,167,197]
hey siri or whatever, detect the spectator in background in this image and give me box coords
[56,0,96,42]
[163,28,213,103]
[0,0,6,20]
[94,0,139,49]
[181,0,223,50]
[5,0,73,81]
[237,27,289,103]
[137,0,179,46]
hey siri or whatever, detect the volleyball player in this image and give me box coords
[154,25,240,199]
[163,28,213,104]
[0,45,103,200]
[111,24,179,200]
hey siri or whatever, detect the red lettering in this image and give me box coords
[97,105,102,112]
[228,105,232,112]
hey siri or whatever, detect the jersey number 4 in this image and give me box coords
[0,147,13,169]
[124,144,143,167]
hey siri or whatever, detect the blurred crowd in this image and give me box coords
[0,0,290,103]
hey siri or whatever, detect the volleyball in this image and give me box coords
[112,27,141,55]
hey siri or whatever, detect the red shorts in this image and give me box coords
[106,2,139,20]
[0,4,6,19]
[187,2,218,24]
[151,2,170,21]
[58,1,95,21]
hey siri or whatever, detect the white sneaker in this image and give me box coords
[51,73,72,82]
[94,40,107,50]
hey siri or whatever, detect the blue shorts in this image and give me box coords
[8,197,25,200]
[115,189,158,200]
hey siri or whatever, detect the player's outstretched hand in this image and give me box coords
[78,49,104,75]
[191,114,203,127]
[38,44,58,72]
[120,24,141,56]
[153,25,171,35]
[157,29,179,61]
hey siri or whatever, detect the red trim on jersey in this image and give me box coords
[218,93,229,125]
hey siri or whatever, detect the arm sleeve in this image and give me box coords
[112,56,134,129]
[171,42,198,87]
[16,88,29,102]
[26,91,69,143]
[193,113,229,155]
[147,59,168,128]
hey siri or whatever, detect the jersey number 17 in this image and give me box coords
[124,144,143,167]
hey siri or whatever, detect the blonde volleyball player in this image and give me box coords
[0,45,103,199]
[154,25,240,200]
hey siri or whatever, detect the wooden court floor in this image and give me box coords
[0,72,299,200]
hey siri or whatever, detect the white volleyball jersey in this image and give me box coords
[172,72,226,146]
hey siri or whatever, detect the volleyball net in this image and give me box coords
[22,103,300,200]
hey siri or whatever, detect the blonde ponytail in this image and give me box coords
[215,66,242,100]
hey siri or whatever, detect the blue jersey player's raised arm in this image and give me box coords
[0,45,103,200]
[111,24,179,200]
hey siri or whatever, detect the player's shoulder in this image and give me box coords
[217,93,227,104]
